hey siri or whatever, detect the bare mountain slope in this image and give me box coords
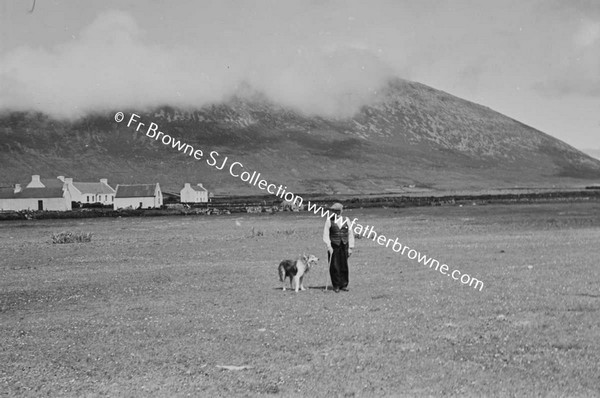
[1,78,599,194]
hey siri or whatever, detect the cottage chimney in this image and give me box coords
[184,183,191,188]
[197,183,204,188]
[65,178,73,184]
[14,183,22,193]
[57,176,65,182]
[100,178,108,185]
[26,174,45,188]
[27,174,44,188]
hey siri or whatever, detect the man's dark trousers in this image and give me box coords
[328,242,349,289]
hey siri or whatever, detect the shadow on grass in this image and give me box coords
[271,285,330,291]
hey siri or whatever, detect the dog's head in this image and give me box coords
[301,254,319,270]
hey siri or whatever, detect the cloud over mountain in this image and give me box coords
[0,9,393,119]
[1,1,598,148]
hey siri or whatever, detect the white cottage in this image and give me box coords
[114,184,162,210]
[0,186,72,211]
[180,183,209,203]
[59,177,116,205]
[24,175,116,205]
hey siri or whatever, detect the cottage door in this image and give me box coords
[37,200,43,210]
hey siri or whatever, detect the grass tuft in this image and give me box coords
[51,231,93,244]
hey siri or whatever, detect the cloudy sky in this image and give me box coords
[1,0,599,149]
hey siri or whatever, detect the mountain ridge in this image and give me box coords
[1,78,599,194]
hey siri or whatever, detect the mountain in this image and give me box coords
[1,78,600,195]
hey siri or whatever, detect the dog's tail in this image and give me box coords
[278,262,286,282]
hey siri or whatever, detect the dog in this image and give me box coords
[278,254,319,292]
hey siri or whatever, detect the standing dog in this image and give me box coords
[278,254,319,292]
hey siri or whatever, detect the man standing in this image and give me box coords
[323,202,355,292]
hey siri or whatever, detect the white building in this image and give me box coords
[24,175,117,205]
[114,183,162,210]
[0,186,72,211]
[180,183,209,203]
[59,176,116,205]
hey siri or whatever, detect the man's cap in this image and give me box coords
[329,202,343,211]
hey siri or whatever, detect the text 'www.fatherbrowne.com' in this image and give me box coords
[307,202,483,291]
[114,111,484,291]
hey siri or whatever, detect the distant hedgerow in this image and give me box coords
[51,231,93,244]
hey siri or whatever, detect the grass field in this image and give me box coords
[1,202,600,396]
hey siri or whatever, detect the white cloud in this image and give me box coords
[0,9,394,119]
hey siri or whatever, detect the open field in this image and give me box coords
[1,202,600,396]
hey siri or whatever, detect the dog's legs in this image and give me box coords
[300,275,306,291]
[289,277,294,291]
[293,275,300,292]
